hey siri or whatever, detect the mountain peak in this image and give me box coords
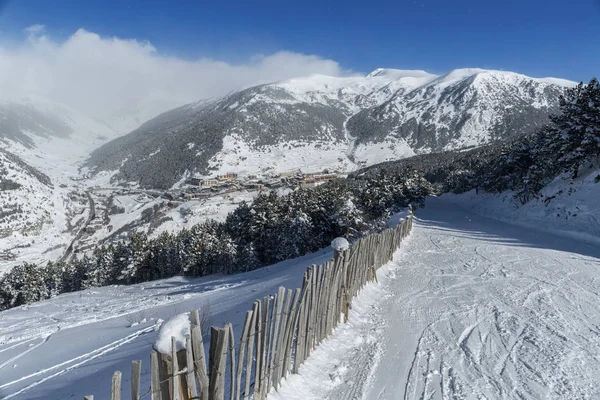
[366,68,437,80]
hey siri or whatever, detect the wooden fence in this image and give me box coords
[85,214,413,400]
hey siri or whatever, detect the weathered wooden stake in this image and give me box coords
[235,310,253,400]
[191,320,209,399]
[208,327,228,400]
[227,323,236,400]
[131,360,141,400]
[150,351,162,400]
[243,303,258,398]
[254,300,265,400]
[171,336,181,400]
[111,371,122,400]
[185,336,198,399]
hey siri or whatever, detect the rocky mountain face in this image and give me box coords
[86,68,575,189]
[347,69,571,151]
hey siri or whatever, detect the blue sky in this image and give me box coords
[0,0,598,82]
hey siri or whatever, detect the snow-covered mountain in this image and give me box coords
[348,69,575,150]
[0,95,119,157]
[87,68,575,189]
[0,149,58,271]
[0,96,120,269]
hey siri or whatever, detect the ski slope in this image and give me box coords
[1,199,599,399]
[273,197,600,400]
[0,246,337,399]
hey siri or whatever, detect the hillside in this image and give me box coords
[0,96,120,270]
[1,200,599,399]
[87,68,574,189]
[0,149,58,271]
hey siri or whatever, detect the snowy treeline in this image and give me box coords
[0,169,431,311]
[358,77,600,205]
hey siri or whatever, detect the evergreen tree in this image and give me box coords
[549,77,600,178]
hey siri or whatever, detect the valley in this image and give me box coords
[0,67,576,272]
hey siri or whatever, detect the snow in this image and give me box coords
[429,68,577,90]
[0,245,335,399]
[443,163,600,245]
[538,77,579,87]
[206,135,357,177]
[149,189,261,238]
[0,95,124,271]
[331,237,350,251]
[366,68,437,80]
[1,197,599,399]
[350,138,416,166]
[205,132,416,179]
[154,313,191,353]
[274,197,600,400]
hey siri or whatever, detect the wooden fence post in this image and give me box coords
[268,287,285,390]
[131,360,141,400]
[255,300,266,400]
[227,323,236,400]
[209,327,229,400]
[244,303,258,398]
[185,336,198,399]
[235,310,253,400]
[150,351,162,400]
[111,371,122,400]
[281,288,301,380]
[171,336,188,400]
[273,288,292,389]
[293,273,309,373]
[191,310,209,400]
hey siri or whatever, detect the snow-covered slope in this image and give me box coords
[87,68,574,189]
[0,246,335,399]
[1,199,598,399]
[0,150,61,272]
[273,198,600,400]
[442,160,600,243]
[0,96,121,269]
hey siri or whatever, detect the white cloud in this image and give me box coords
[23,24,46,34]
[0,28,350,132]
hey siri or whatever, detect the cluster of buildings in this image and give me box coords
[188,169,347,191]
[189,172,241,187]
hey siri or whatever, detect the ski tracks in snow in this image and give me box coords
[366,200,600,400]
[0,323,157,399]
[277,198,600,400]
[0,328,58,373]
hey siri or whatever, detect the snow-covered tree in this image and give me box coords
[549,77,600,178]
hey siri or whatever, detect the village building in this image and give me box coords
[189,177,202,186]
[217,173,238,181]
[279,169,302,178]
[202,179,219,187]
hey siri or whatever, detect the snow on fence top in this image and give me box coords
[331,237,350,251]
[154,313,191,353]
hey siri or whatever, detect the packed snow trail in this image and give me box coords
[273,197,600,400]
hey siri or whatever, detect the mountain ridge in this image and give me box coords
[85,68,575,189]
